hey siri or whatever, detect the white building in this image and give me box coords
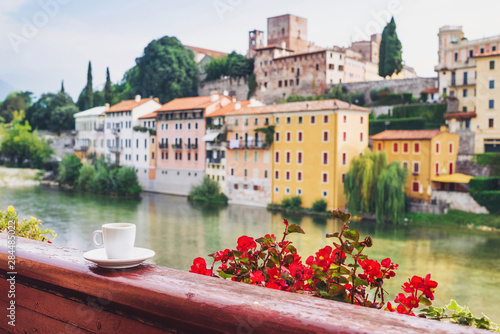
[104,95,161,166]
[74,106,107,159]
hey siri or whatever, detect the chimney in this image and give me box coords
[234,102,241,110]
[135,95,141,102]
[249,97,256,105]
[104,103,110,111]
[210,91,219,102]
[232,96,236,103]
[223,90,229,96]
[153,97,160,103]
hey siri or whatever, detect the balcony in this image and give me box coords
[228,140,269,150]
[159,143,169,150]
[171,144,183,150]
[0,233,471,333]
[111,128,121,135]
[74,144,89,152]
[95,125,104,132]
[108,145,122,152]
[185,144,198,150]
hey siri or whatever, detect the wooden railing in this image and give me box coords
[0,234,483,334]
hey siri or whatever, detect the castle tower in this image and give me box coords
[248,29,265,57]
[437,26,465,69]
[267,14,308,52]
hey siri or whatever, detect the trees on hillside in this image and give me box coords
[0,91,33,123]
[344,151,407,223]
[204,51,254,81]
[124,36,198,103]
[26,91,78,133]
[379,17,403,78]
[104,67,113,104]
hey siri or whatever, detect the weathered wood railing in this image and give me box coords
[0,234,484,333]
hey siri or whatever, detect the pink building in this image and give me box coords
[154,92,231,195]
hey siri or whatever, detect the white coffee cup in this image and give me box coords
[92,223,136,259]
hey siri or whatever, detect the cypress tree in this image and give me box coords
[77,61,93,110]
[104,67,113,104]
[60,80,65,93]
[378,17,403,78]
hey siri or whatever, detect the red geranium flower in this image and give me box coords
[189,257,212,276]
[236,235,257,253]
[250,271,266,283]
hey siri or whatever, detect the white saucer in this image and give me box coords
[83,247,155,269]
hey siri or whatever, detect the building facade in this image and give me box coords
[372,129,459,201]
[74,106,107,159]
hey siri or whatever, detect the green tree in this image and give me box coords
[116,166,142,196]
[27,92,78,131]
[49,104,79,135]
[344,151,407,223]
[75,162,96,192]
[77,61,94,110]
[60,80,65,93]
[204,51,254,81]
[104,67,113,104]
[378,17,403,78]
[0,121,53,168]
[0,91,32,123]
[57,154,82,187]
[125,36,198,103]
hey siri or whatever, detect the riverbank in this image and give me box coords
[407,209,500,230]
[0,166,41,187]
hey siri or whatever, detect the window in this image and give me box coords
[402,162,408,169]
[393,143,399,153]
[324,115,329,123]
[490,60,495,70]
[275,152,279,163]
[489,118,494,128]
[297,131,303,142]
[436,142,440,154]
[188,123,191,130]
[264,170,268,178]
[414,142,420,153]
[297,188,302,195]
[274,186,279,193]
[244,151,248,162]
[264,151,269,163]
[403,143,409,153]
[490,80,495,89]
[254,151,258,162]
[235,151,238,161]
[343,132,347,141]
[435,163,440,175]
[323,131,329,142]
[188,153,191,161]
[322,191,327,198]
[195,153,198,161]
[377,142,382,151]
[360,133,363,142]
[329,64,334,70]
[412,182,419,192]
[296,78,299,86]
[279,80,282,87]
[481,48,485,54]
[323,152,328,165]
[297,152,303,164]
[286,151,291,163]
[276,117,280,125]
[254,118,258,126]
[275,132,280,142]
[342,153,347,165]
[311,115,315,124]
[297,171,302,181]
[286,132,291,142]
[360,116,364,124]
[316,64,319,70]
[454,52,458,61]
[285,187,290,194]
[322,173,328,183]
[287,117,291,124]
[449,143,453,154]
[244,169,247,177]
[298,116,303,124]
[489,100,495,109]
[413,162,419,175]
[230,168,234,176]
[343,115,347,123]
[275,170,279,180]
[286,171,290,180]
[463,89,468,97]
[469,50,473,58]
[449,162,453,174]
[284,80,288,87]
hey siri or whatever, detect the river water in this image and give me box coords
[2,186,500,322]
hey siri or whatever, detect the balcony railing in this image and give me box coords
[108,145,122,152]
[171,144,183,150]
[74,145,89,151]
[95,126,104,132]
[228,140,269,150]
[111,128,121,135]
[185,144,198,150]
[159,143,169,150]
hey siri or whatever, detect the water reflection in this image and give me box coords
[1,187,499,322]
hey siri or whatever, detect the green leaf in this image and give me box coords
[218,271,234,279]
[343,229,360,242]
[283,254,295,265]
[447,300,463,312]
[326,232,340,238]
[419,295,432,306]
[351,242,364,252]
[287,224,305,234]
[286,244,297,254]
[354,277,369,286]
[239,257,249,263]
[330,209,351,223]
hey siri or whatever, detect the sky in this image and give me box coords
[1,0,499,102]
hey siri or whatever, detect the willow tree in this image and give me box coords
[344,151,407,223]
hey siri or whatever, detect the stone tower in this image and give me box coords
[248,29,265,57]
[267,14,308,52]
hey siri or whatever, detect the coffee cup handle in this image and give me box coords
[92,230,104,248]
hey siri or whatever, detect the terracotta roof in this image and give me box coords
[223,99,371,117]
[185,45,228,58]
[157,95,230,112]
[371,130,442,141]
[443,112,477,120]
[207,101,251,117]
[139,111,157,119]
[474,51,500,58]
[421,88,439,93]
[107,98,153,113]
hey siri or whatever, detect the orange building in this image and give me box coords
[372,129,459,200]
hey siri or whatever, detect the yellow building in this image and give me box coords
[271,100,371,211]
[372,129,459,200]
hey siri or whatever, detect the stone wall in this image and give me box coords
[198,77,249,101]
[432,190,489,214]
[409,201,447,214]
[137,167,205,195]
[341,77,438,104]
[38,130,77,159]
